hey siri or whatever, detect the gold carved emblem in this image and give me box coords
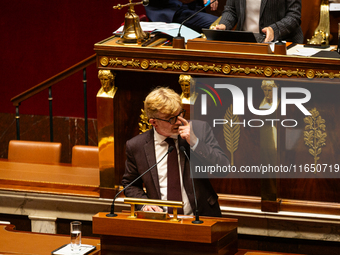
[223,104,240,166]
[222,64,231,74]
[264,67,273,77]
[139,109,152,134]
[181,61,190,72]
[304,108,327,166]
[100,57,109,67]
[306,69,315,79]
[141,59,149,69]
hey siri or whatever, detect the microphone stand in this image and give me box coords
[180,146,203,224]
[106,146,174,217]
[173,0,217,49]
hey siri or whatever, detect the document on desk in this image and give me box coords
[153,23,201,43]
[113,22,201,42]
[52,244,96,255]
[287,44,336,57]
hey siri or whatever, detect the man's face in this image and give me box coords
[150,109,183,137]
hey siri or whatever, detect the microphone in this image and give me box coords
[173,0,218,49]
[106,145,174,217]
[180,146,203,224]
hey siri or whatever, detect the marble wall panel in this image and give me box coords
[0,113,98,163]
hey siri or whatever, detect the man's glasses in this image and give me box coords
[153,109,186,125]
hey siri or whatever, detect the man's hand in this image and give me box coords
[213,24,226,30]
[178,116,198,147]
[204,0,218,11]
[262,27,274,42]
[142,205,163,212]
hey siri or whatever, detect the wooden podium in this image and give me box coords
[93,212,238,255]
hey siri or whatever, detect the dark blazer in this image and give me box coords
[220,0,303,43]
[145,0,204,23]
[122,120,230,217]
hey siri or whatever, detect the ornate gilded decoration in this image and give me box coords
[264,67,273,77]
[315,71,340,79]
[306,69,316,79]
[223,105,240,166]
[179,75,197,105]
[109,58,140,68]
[100,56,337,80]
[141,59,149,69]
[273,68,305,77]
[304,108,327,166]
[97,70,117,98]
[139,109,152,133]
[190,63,222,73]
[222,64,231,74]
[100,57,109,67]
[181,61,190,72]
[230,65,263,75]
[149,60,181,70]
[307,0,330,46]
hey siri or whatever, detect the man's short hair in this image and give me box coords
[144,87,182,119]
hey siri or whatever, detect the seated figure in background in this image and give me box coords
[214,0,303,43]
[144,0,219,33]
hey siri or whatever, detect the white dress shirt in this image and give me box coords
[153,128,193,215]
[243,0,261,33]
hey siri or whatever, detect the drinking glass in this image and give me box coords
[70,221,82,251]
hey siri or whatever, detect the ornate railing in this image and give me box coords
[10,54,96,143]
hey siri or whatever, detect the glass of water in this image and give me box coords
[70,221,82,252]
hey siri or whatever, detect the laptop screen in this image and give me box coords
[202,29,265,43]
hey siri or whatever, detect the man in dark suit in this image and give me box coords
[144,0,219,33]
[122,87,230,217]
[215,0,303,43]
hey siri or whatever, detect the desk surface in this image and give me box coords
[0,160,100,197]
[0,224,100,255]
[0,223,305,255]
[94,36,340,81]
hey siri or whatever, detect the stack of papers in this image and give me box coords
[287,44,336,57]
[114,22,201,43]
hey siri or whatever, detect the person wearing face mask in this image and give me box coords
[122,87,229,216]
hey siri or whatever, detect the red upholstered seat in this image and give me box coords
[71,145,99,168]
[8,140,62,165]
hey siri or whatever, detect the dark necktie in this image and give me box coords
[165,138,183,214]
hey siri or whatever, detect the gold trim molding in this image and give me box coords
[139,109,152,134]
[99,56,338,79]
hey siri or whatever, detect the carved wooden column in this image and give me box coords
[97,70,118,198]
[259,80,280,212]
